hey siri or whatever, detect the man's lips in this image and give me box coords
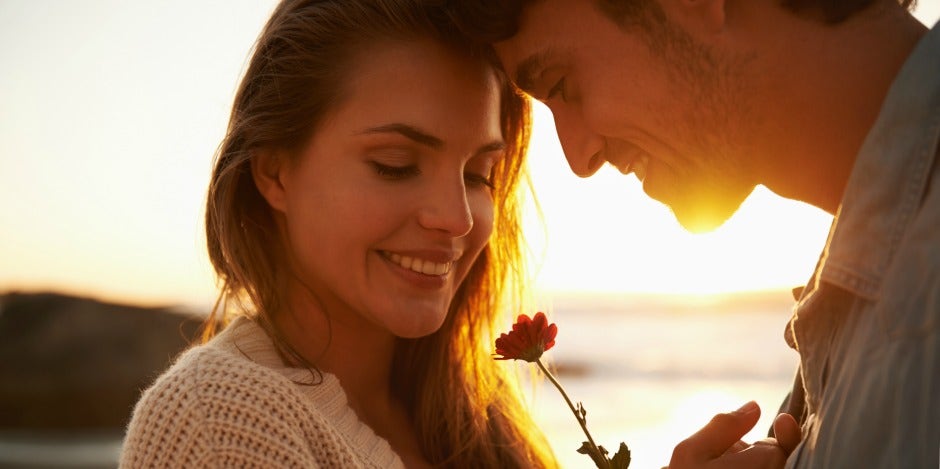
[608,152,650,182]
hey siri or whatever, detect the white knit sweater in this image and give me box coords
[119,317,405,468]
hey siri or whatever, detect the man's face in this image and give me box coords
[495,0,761,232]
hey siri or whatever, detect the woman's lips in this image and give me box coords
[383,252,453,276]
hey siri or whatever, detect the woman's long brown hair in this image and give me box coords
[202,0,556,467]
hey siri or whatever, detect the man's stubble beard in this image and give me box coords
[651,20,759,233]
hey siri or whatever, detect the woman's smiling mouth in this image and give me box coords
[383,252,453,276]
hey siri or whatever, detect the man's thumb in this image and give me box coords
[773,412,802,455]
[671,401,762,464]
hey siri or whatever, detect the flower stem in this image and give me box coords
[536,359,607,468]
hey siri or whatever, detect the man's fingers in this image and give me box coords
[719,439,789,469]
[670,401,762,466]
[722,440,750,456]
[773,413,802,455]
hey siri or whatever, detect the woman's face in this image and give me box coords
[263,39,504,340]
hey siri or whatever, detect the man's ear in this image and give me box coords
[251,150,289,213]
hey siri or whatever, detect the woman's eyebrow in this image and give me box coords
[359,123,444,150]
[362,124,505,157]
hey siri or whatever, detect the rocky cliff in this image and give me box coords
[0,292,204,430]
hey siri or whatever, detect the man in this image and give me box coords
[446,0,939,467]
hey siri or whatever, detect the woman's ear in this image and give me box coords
[251,150,289,213]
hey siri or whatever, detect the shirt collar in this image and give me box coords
[817,20,940,300]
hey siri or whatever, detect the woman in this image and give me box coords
[119,0,556,467]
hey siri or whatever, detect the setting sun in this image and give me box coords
[2,3,938,468]
[2,3,937,304]
[523,103,833,296]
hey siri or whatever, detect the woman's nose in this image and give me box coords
[416,178,474,237]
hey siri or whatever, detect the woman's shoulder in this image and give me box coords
[120,318,400,468]
[120,320,313,466]
[129,317,314,420]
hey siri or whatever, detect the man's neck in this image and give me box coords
[753,1,927,213]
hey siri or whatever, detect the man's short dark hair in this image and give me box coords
[445,0,918,46]
[784,0,915,23]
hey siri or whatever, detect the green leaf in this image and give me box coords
[610,442,631,469]
[576,441,609,468]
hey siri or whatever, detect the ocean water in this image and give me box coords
[0,431,122,469]
[524,290,799,469]
[0,290,798,468]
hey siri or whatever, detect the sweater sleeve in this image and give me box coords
[119,356,212,468]
[119,348,323,468]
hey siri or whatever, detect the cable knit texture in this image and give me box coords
[119,317,405,468]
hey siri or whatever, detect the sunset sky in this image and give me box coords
[1,1,938,306]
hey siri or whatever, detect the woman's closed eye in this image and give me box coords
[370,161,420,179]
[464,171,495,190]
[370,160,494,189]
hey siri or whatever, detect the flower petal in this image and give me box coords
[492,312,558,362]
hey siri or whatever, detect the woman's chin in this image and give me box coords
[388,313,448,339]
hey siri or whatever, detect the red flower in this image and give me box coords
[494,311,631,468]
[494,312,557,362]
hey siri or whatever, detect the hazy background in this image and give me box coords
[1,2,938,468]
[15,1,939,303]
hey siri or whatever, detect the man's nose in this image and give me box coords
[552,106,605,178]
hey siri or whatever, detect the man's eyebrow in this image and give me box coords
[359,123,444,150]
[514,50,553,94]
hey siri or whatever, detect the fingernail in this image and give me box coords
[733,401,759,415]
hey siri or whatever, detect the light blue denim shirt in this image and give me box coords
[783,20,940,469]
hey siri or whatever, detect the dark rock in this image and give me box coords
[0,291,204,430]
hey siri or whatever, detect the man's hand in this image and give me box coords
[772,412,801,455]
[668,401,801,469]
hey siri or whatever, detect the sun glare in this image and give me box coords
[522,104,833,296]
[1,3,936,304]
[664,389,755,439]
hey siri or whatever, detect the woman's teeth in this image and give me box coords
[386,253,451,276]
